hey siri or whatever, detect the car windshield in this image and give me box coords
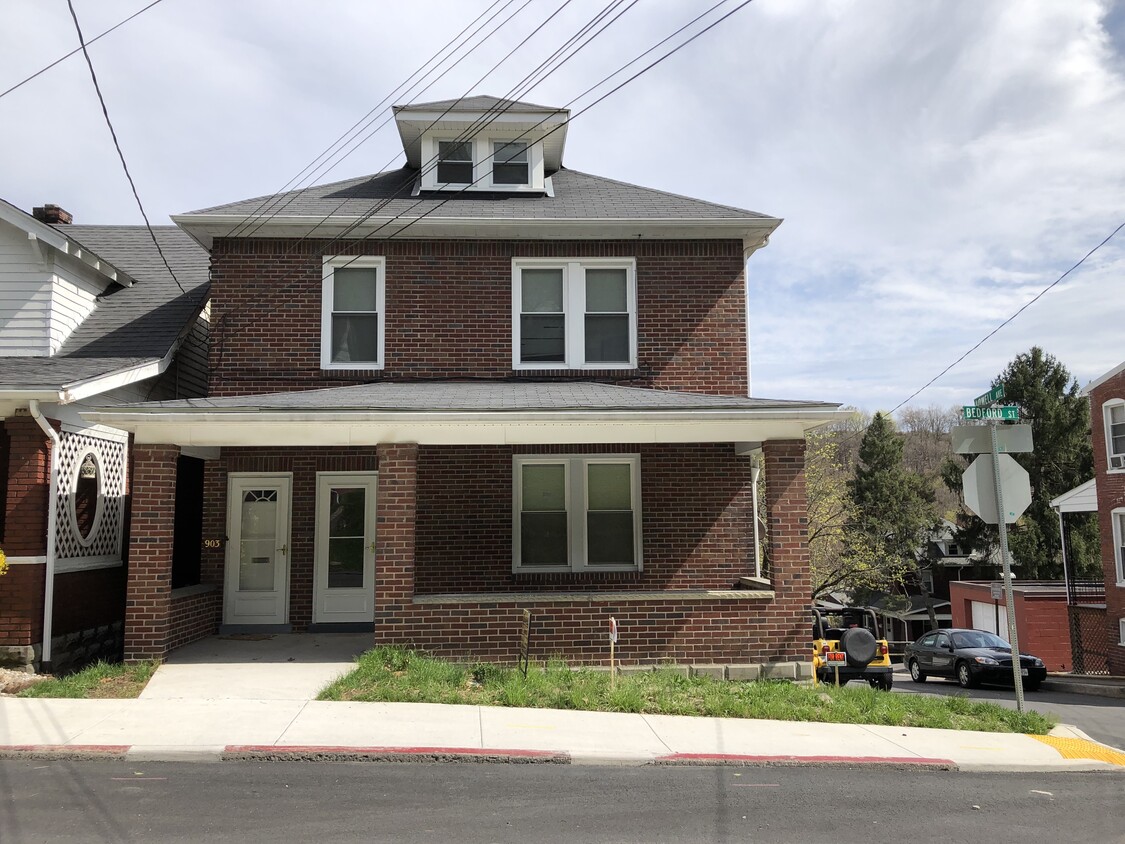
[950,631,1009,649]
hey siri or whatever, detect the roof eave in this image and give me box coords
[172,213,782,253]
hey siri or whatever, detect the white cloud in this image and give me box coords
[0,0,1121,407]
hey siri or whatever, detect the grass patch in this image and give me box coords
[318,646,1055,734]
[17,660,158,699]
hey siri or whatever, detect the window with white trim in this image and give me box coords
[1120,617,1125,647]
[321,256,385,370]
[437,140,473,185]
[1105,400,1125,470]
[493,141,528,186]
[514,455,641,572]
[512,258,636,369]
[1114,509,1125,586]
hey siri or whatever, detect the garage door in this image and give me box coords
[970,600,1007,636]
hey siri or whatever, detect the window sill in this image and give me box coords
[415,589,775,605]
[512,364,638,372]
[320,363,384,372]
[514,566,641,575]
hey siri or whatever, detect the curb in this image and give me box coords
[653,752,958,770]
[221,745,572,764]
[0,745,128,761]
[1040,679,1125,700]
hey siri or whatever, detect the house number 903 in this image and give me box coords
[203,539,222,549]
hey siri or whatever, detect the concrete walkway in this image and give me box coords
[1,635,1122,771]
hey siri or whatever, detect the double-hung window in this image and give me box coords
[514,455,641,572]
[437,140,474,184]
[321,256,385,370]
[492,141,528,185]
[1105,401,1125,470]
[1114,509,1125,586]
[512,258,636,369]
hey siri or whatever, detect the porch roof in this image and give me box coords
[1049,478,1097,514]
[81,381,845,448]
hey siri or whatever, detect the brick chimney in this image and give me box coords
[32,204,73,225]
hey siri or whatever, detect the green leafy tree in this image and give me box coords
[850,412,940,621]
[944,347,1097,578]
[805,428,883,597]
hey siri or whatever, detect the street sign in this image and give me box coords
[974,385,1005,407]
[963,454,1032,524]
[962,405,1019,421]
[990,582,1003,601]
[951,424,1033,454]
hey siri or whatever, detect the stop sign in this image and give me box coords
[963,454,1032,524]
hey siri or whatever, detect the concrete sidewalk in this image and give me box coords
[2,695,1123,771]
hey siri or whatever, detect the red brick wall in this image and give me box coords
[414,443,753,593]
[1089,371,1125,675]
[762,440,811,661]
[168,586,221,652]
[0,564,44,646]
[2,415,51,556]
[207,238,748,397]
[124,445,179,661]
[949,582,1072,671]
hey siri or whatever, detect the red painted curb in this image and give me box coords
[655,753,956,768]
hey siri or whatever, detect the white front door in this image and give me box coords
[313,472,377,625]
[224,474,292,626]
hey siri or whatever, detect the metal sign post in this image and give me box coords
[989,421,1025,712]
[608,617,618,689]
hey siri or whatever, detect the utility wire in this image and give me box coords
[885,220,1125,418]
[66,0,195,303]
[1,0,166,101]
[225,0,519,238]
[210,0,747,372]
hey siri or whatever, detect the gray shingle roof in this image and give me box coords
[393,95,563,113]
[55,226,210,359]
[186,168,774,221]
[0,224,209,392]
[117,381,838,413]
[0,356,160,391]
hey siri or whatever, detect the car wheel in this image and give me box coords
[878,674,893,691]
[908,659,927,683]
[956,661,977,689]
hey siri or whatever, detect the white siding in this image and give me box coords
[0,218,110,356]
[0,221,53,356]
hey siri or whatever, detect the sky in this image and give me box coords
[1,0,1123,413]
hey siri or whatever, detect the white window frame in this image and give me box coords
[1104,399,1125,472]
[511,257,637,370]
[320,256,385,371]
[489,139,530,188]
[513,454,642,573]
[419,133,545,192]
[1120,617,1125,647]
[1114,509,1125,587]
[434,137,475,187]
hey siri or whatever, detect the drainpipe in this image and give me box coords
[751,453,762,579]
[28,400,58,673]
[1056,508,1070,601]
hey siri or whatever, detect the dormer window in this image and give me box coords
[437,141,473,184]
[493,141,529,186]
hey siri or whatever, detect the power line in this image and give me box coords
[209,0,748,373]
[65,0,195,304]
[1,0,167,101]
[885,220,1125,418]
[225,0,520,239]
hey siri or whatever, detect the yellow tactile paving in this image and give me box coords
[1031,735,1125,766]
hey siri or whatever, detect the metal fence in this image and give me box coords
[1066,579,1109,675]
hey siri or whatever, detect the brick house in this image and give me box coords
[1081,360,1125,674]
[85,96,844,671]
[0,198,209,672]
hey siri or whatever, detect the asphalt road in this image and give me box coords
[1,760,1122,844]
[890,669,1125,750]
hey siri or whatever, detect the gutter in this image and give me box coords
[28,400,59,673]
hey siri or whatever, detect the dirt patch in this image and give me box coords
[86,674,147,699]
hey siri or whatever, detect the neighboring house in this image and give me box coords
[1076,360,1125,675]
[0,199,209,672]
[84,96,845,671]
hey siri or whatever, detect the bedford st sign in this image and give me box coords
[962,405,1019,421]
